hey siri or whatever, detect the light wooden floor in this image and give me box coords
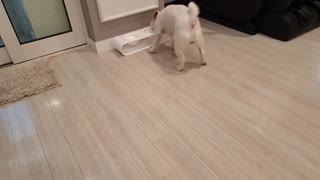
[1,20,320,180]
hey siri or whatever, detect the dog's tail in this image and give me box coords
[188,2,200,19]
[188,2,200,28]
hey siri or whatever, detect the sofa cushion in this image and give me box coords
[264,0,295,12]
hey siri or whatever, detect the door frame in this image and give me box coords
[0,45,11,65]
[0,0,88,64]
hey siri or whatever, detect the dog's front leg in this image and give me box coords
[148,34,162,53]
[195,30,207,66]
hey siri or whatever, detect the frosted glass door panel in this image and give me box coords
[1,0,71,44]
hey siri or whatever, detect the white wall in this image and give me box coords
[96,0,158,22]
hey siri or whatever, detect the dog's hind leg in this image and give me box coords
[175,49,185,71]
[174,34,187,71]
[196,33,207,66]
[170,35,175,51]
[198,45,207,66]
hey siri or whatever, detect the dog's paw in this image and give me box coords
[170,51,177,57]
[201,61,207,66]
[148,48,156,54]
[176,64,184,72]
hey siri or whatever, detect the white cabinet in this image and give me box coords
[96,0,159,23]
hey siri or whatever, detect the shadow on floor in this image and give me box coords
[148,45,204,75]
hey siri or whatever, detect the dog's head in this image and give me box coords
[150,9,160,31]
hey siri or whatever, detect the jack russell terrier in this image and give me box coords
[149,2,207,71]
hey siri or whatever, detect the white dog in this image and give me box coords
[149,2,207,71]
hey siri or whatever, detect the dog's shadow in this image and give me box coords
[150,45,203,75]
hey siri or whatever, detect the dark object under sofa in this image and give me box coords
[166,0,320,41]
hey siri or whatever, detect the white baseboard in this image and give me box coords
[87,37,114,53]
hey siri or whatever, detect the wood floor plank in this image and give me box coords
[135,20,319,167]
[7,102,53,180]
[27,95,85,180]
[68,50,169,143]
[102,47,318,179]
[227,74,320,148]
[44,88,118,180]
[183,62,320,166]
[129,51,319,179]
[154,136,219,180]
[203,21,320,112]
[60,53,173,180]
[51,56,152,180]
[102,51,302,180]
[160,172,182,180]
[199,35,320,167]
[209,52,320,137]
[2,19,320,180]
[92,50,251,180]
[0,108,21,180]
[207,36,320,128]
[75,49,291,180]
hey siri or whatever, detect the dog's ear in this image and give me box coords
[153,9,160,20]
[151,9,160,31]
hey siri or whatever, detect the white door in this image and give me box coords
[0,35,11,65]
[0,0,86,64]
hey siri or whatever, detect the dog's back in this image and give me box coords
[160,5,190,35]
[160,3,201,43]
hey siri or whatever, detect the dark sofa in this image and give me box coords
[256,0,320,41]
[166,0,320,41]
[195,0,264,35]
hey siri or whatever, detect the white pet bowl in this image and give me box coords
[112,27,154,56]
[112,27,168,56]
